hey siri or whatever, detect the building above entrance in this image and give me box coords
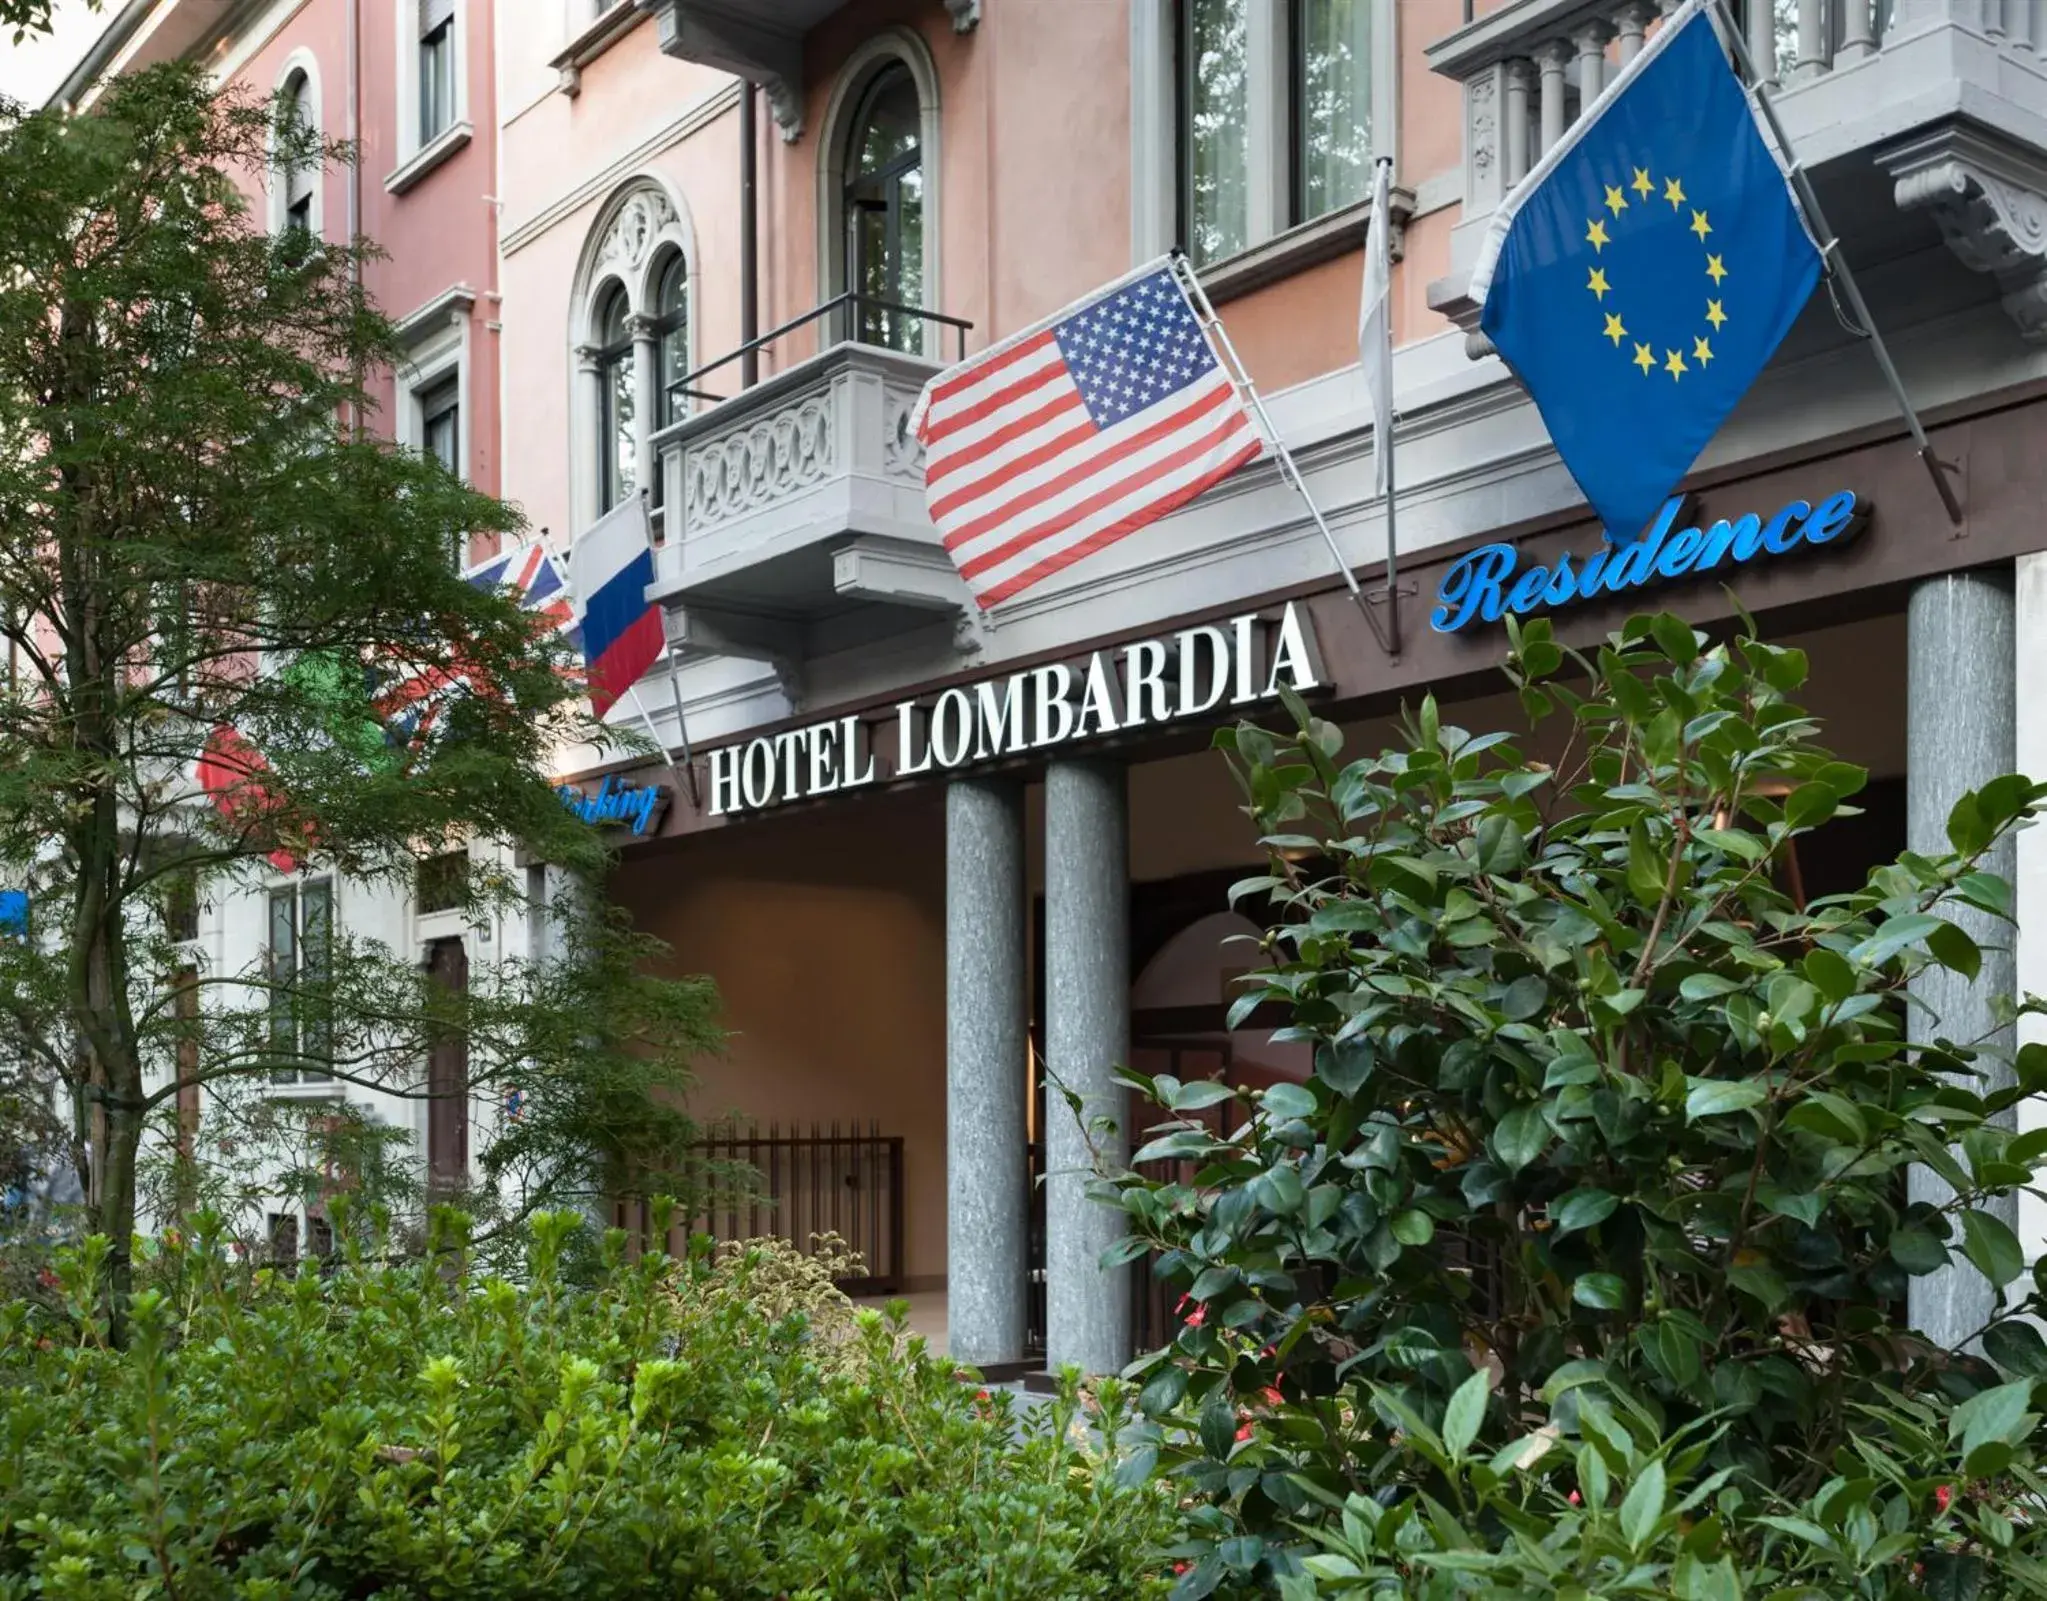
[636,0,981,139]
[1426,0,2047,348]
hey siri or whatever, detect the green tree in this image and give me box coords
[0,67,717,1329]
[1101,613,2047,1595]
[3,0,95,50]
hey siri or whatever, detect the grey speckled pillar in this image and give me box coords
[1044,759,1133,1376]
[1907,567,2019,1353]
[946,779,1028,1367]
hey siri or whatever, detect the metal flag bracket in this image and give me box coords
[1170,250,1405,659]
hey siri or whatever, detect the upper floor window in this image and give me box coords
[419,0,457,144]
[270,57,322,238]
[653,251,690,431]
[594,284,636,513]
[573,183,692,530]
[267,877,332,1085]
[419,377,460,476]
[281,70,317,233]
[1179,0,1379,267]
[844,63,923,350]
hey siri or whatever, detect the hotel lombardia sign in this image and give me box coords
[707,604,1322,817]
[1428,488,1866,633]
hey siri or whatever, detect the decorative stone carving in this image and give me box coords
[944,0,982,32]
[1468,73,1497,184]
[596,189,679,280]
[684,392,836,532]
[1883,125,2047,342]
[883,387,927,481]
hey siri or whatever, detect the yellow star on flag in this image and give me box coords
[1664,177,1686,208]
[1603,312,1627,345]
[1690,209,1712,241]
[1585,218,1610,252]
[1706,298,1727,329]
[1587,267,1611,300]
[1633,342,1655,374]
[1631,167,1653,198]
[1665,348,1687,378]
[1706,254,1728,284]
[1693,336,1714,366]
[1604,184,1628,215]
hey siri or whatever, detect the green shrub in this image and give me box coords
[1099,613,2047,1597]
[0,1209,1176,1599]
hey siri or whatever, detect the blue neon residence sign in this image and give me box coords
[1430,489,1864,634]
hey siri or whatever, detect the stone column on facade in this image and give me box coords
[1747,0,1782,85]
[1536,39,1571,156]
[945,778,1029,1368]
[1503,58,1533,185]
[1906,566,2020,1352]
[627,313,660,506]
[1572,20,1612,103]
[574,343,605,528]
[1043,758,1132,1377]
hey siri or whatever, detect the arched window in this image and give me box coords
[843,63,923,351]
[594,285,635,513]
[273,61,321,238]
[653,251,689,431]
[571,182,693,531]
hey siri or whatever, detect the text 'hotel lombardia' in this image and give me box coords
[708,603,1323,817]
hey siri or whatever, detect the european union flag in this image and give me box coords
[1474,1,1820,543]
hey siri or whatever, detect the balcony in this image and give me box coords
[636,0,981,137]
[648,294,975,666]
[1427,0,2047,351]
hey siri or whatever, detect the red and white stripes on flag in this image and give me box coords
[908,258,1262,611]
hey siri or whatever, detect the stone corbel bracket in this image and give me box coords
[1882,122,2047,343]
[667,603,807,711]
[638,0,804,140]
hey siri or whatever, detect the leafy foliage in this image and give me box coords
[1098,613,2047,1595]
[0,66,714,1307]
[0,1211,1178,1598]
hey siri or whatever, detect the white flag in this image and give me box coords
[1359,157,1394,500]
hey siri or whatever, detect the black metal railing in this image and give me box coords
[657,1120,907,1296]
[665,292,973,411]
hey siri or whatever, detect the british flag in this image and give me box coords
[465,539,582,651]
[909,260,1263,610]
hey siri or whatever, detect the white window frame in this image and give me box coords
[265,875,337,1093]
[815,27,943,358]
[1129,0,1398,269]
[389,0,473,194]
[395,293,471,481]
[268,49,323,239]
[567,179,695,534]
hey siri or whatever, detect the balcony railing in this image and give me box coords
[1425,0,2047,349]
[664,292,973,413]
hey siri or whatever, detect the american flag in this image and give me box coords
[910,261,1263,610]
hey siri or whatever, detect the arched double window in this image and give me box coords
[571,183,694,530]
[820,33,941,357]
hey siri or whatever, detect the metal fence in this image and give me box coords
[645,1121,907,1296]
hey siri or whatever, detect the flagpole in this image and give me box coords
[1169,252,1396,657]
[1710,0,1963,526]
[1374,155,1402,657]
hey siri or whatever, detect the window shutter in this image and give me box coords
[420,0,453,36]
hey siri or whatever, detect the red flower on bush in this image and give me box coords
[1936,1484,1954,1512]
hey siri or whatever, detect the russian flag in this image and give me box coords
[570,498,664,721]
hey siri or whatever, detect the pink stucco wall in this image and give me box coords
[221,0,502,513]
